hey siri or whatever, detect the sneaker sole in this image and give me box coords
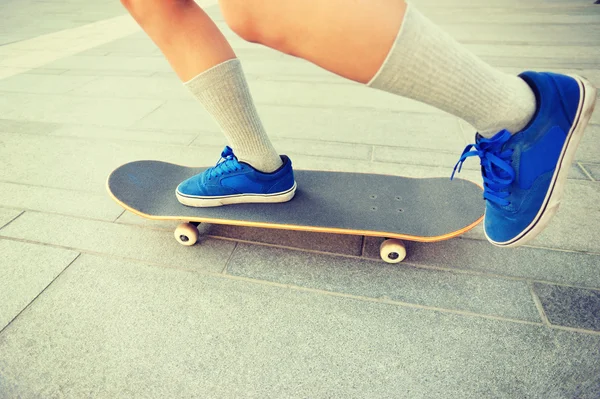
[488,75,597,248]
[176,182,297,208]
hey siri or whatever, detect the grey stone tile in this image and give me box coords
[62,69,157,77]
[227,243,540,321]
[0,253,590,398]
[363,237,600,289]
[0,212,235,274]
[533,283,600,331]
[374,145,471,170]
[0,74,97,94]
[135,101,465,150]
[0,239,79,330]
[207,225,364,256]
[0,181,123,221]
[581,163,600,181]
[49,125,197,146]
[68,75,191,100]
[576,124,600,163]
[43,55,172,74]
[0,133,220,194]
[191,136,373,162]
[115,210,181,230]
[0,118,60,135]
[244,80,443,114]
[79,37,159,56]
[570,163,592,181]
[442,23,600,46]
[550,331,600,399]
[23,68,68,75]
[0,208,22,229]
[0,92,163,127]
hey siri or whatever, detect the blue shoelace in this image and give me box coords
[451,130,515,207]
[206,146,242,180]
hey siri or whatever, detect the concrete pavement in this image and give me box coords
[1,0,599,397]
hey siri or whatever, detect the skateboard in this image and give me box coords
[107,160,485,263]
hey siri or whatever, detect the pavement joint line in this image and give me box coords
[212,236,600,291]
[131,101,169,126]
[3,209,599,291]
[578,161,596,181]
[459,235,600,256]
[221,241,239,275]
[548,324,600,337]
[0,253,82,337]
[113,210,127,223]
[360,235,367,257]
[186,134,201,146]
[2,234,600,335]
[0,179,103,195]
[528,281,551,326]
[0,234,548,328]
[0,210,24,231]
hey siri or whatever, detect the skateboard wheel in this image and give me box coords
[174,223,199,246]
[379,239,406,263]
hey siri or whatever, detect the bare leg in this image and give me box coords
[121,0,282,172]
[219,0,536,136]
[220,0,406,84]
[121,0,234,81]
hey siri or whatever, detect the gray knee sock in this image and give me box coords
[185,59,283,173]
[369,3,536,137]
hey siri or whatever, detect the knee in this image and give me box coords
[220,2,296,55]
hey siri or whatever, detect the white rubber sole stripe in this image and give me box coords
[176,182,297,208]
[487,75,597,248]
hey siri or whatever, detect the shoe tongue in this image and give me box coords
[221,146,235,159]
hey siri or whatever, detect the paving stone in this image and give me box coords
[549,331,600,398]
[68,75,191,100]
[192,137,373,161]
[577,124,600,162]
[533,283,600,331]
[0,208,22,229]
[245,81,443,114]
[0,0,125,44]
[374,145,473,170]
[0,92,163,127]
[0,181,123,221]
[0,253,592,399]
[363,237,600,289]
[0,74,97,94]
[49,125,197,146]
[570,163,592,181]
[227,243,540,321]
[22,68,68,75]
[442,23,600,46]
[0,133,221,193]
[0,212,235,274]
[42,55,172,74]
[207,225,364,256]
[0,118,60,135]
[0,239,79,330]
[581,163,600,181]
[62,69,157,77]
[135,101,465,151]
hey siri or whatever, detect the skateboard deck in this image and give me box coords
[107,160,485,262]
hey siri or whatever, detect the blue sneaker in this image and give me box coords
[453,71,597,247]
[176,146,297,207]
